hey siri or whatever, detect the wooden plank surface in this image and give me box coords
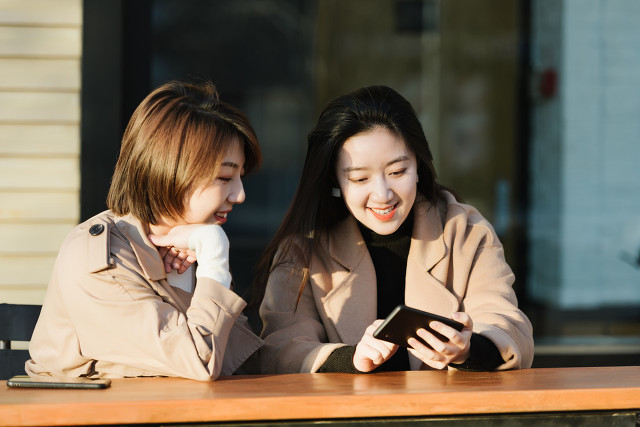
[0,0,82,306]
[0,92,79,122]
[0,288,47,305]
[0,192,79,220]
[0,223,73,254]
[0,158,79,190]
[0,0,81,26]
[0,58,80,90]
[0,27,80,57]
[1,367,639,426]
[0,124,79,154]
[0,255,56,286]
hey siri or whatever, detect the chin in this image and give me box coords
[362,222,400,235]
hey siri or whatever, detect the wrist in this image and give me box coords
[188,225,231,288]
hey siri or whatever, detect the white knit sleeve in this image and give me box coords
[188,225,231,289]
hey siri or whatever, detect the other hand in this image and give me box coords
[407,312,473,370]
[148,225,201,274]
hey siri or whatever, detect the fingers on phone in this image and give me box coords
[407,336,434,356]
[413,352,448,370]
[430,321,459,341]
[407,345,447,370]
[452,311,472,328]
[367,319,385,331]
[357,344,380,364]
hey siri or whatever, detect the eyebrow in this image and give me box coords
[220,161,241,169]
[342,155,411,173]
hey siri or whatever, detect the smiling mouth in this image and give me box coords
[370,205,395,215]
[368,203,398,220]
[216,212,228,218]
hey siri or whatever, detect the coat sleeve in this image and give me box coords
[451,219,534,370]
[258,245,344,374]
[27,227,254,381]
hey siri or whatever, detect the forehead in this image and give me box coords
[219,137,245,167]
[337,127,413,168]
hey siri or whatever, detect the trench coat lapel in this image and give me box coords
[112,214,190,312]
[406,198,459,317]
[321,197,459,345]
[323,217,377,344]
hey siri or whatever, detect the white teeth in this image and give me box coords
[371,206,393,215]
[217,212,227,218]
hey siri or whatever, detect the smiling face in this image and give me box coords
[150,138,246,234]
[182,138,246,226]
[335,126,418,235]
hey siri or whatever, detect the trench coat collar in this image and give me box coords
[112,213,167,282]
[327,195,447,274]
[408,195,447,273]
[327,215,368,271]
[323,195,454,346]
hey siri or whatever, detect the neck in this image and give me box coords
[148,222,172,236]
[358,210,414,244]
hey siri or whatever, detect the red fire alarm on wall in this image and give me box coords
[538,68,558,99]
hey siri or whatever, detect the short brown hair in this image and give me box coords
[107,80,261,224]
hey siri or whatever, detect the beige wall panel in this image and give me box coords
[0,158,79,190]
[0,26,80,57]
[0,58,80,90]
[0,192,79,221]
[0,288,47,305]
[0,124,79,155]
[0,1,82,307]
[0,92,79,122]
[0,223,73,254]
[0,255,56,286]
[0,0,81,26]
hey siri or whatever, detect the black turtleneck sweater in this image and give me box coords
[317,211,505,373]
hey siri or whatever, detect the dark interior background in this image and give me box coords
[81,0,640,368]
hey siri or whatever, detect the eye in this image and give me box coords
[349,176,368,184]
[390,168,407,177]
[218,177,232,183]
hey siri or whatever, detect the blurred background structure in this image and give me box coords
[1,0,639,367]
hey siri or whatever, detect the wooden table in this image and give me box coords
[1,366,639,426]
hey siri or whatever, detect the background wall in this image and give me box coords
[0,0,82,304]
[529,0,640,309]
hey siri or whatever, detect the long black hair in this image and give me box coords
[251,85,445,308]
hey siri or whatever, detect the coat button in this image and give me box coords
[89,224,105,236]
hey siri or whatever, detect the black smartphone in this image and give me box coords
[373,304,464,348]
[6,375,111,389]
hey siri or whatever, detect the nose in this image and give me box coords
[370,176,393,203]
[228,178,246,204]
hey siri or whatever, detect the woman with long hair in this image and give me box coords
[254,85,533,373]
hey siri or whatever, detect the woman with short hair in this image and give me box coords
[27,81,263,380]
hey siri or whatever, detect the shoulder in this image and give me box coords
[53,211,154,302]
[56,211,120,276]
[438,191,501,248]
[272,233,310,268]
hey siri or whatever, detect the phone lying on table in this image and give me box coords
[373,304,464,348]
[7,375,111,389]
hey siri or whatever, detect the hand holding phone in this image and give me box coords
[7,375,111,389]
[373,305,464,348]
[353,319,399,372]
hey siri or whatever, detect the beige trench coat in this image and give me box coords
[26,211,262,380]
[259,192,534,373]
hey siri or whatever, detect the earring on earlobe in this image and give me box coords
[331,187,341,198]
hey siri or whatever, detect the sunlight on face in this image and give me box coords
[335,127,418,235]
[182,138,246,226]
